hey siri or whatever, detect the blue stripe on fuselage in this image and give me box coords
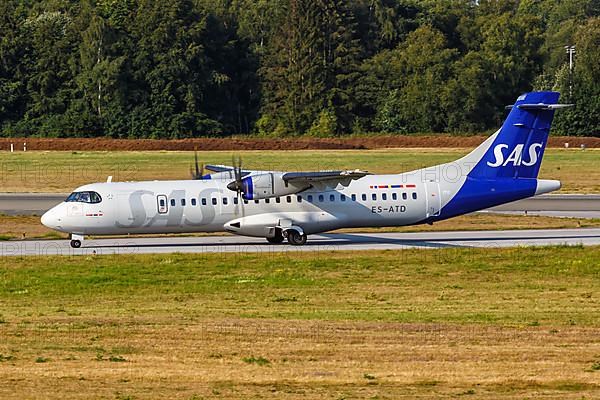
[429,177,537,222]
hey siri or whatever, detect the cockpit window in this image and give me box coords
[79,192,91,203]
[65,191,102,204]
[66,192,79,202]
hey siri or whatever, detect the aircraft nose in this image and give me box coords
[41,207,60,229]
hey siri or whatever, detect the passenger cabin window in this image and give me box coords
[254,199,259,204]
[361,194,367,201]
[412,192,417,200]
[265,198,270,204]
[402,193,407,200]
[212,198,217,205]
[201,198,207,206]
[286,196,292,203]
[319,195,324,202]
[223,197,228,205]
[276,197,281,203]
[181,199,186,206]
[382,193,387,201]
[392,193,397,201]
[233,197,238,205]
[170,199,176,207]
[351,194,356,201]
[372,193,377,201]
[244,199,249,204]
[307,195,313,202]
[341,194,346,202]
[191,198,197,206]
[65,191,102,204]
[297,195,302,202]
[329,194,335,202]
[159,199,166,207]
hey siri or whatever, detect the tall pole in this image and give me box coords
[564,45,576,98]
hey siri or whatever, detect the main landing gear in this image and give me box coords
[287,230,307,246]
[267,228,308,246]
[266,230,285,244]
[283,229,307,246]
[70,234,84,249]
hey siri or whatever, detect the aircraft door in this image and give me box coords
[425,181,441,217]
[157,194,168,214]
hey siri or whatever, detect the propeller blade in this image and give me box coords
[228,155,244,192]
[190,148,205,180]
[194,148,200,178]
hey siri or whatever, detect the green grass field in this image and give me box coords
[1,247,599,398]
[1,148,599,193]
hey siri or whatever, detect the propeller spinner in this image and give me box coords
[226,155,244,193]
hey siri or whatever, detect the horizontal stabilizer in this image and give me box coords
[505,103,573,110]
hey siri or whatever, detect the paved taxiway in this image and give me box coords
[2,228,599,256]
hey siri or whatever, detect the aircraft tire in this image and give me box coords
[267,234,285,244]
[70,240,82,249]
[287,231,307,246]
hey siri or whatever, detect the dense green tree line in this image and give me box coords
[0,0,598,137]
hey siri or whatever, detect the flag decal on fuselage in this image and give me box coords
[369,184,416,189]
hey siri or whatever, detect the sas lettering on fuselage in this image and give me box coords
[486,142,543,167]
[372,205,407,214]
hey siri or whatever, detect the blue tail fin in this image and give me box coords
[468,91,560,180]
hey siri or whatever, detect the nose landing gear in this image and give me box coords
[69,234,84,249]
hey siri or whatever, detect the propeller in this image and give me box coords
[227,155,246,216]
[227,155,244,192]
[190,148,204,180]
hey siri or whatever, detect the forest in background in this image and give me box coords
[0,0,598,138]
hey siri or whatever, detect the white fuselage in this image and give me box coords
[41,173,436,237]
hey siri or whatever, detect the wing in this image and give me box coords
[282,169,370,189]
[205,164,237,173]
[203,164,254,180]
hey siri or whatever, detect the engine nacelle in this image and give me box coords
[241,173,309,200]
[224,214,304,238]
[224,214,279,237]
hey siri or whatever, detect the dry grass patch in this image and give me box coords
[1,319,599,399]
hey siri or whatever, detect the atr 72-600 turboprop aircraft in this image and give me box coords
[42,91,569,248]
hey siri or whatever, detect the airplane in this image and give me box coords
[42,91,570,249]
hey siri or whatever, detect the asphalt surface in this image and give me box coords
[2,228,599,256]
[0,193,66,215]
[0,193,599,216]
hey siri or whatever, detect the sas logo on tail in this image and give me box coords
[487,143,543,167]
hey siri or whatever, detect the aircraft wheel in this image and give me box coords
[287,230,307,246]
[70,240,82,249]
[267,233,284,244]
